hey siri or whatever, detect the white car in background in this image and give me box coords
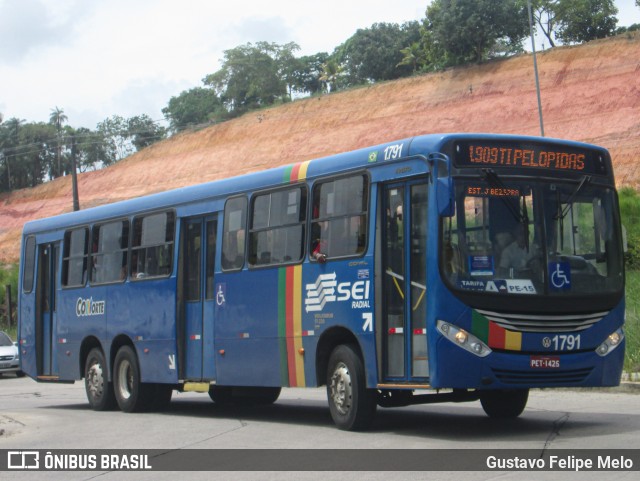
[0,331,23,377]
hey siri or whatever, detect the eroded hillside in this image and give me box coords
[1,32,639,263]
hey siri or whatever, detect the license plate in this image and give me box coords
[0,362,10,369]
[530,356,560,369]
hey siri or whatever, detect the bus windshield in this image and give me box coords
[441,177,624,298]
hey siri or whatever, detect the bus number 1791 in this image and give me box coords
[548,334,581,351]
[384,144,404,161]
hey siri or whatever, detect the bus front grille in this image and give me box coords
[476,309,608,333]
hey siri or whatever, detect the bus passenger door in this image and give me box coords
[181,217,217,381]
[381,181,429,382]
[36,242,59,377]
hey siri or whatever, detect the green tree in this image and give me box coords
[531,0,559,48]
[319,59,344,93]
[555,0,618,44]
[127,114,166,151]
[333,22,421,86]
[397,41,429,73]
[289,52,330,95]
[203,42,300,116]
[13,122,55,188]
[73,127,105,172]
[0,118,53,190]
[96,115,132,166]
[162,87,223,132]
[0,117,23,191]
[423,0,529,66]
[49,106,68,178]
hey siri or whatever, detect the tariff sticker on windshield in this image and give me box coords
[530,356,560,369]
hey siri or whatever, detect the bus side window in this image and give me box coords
[62,228,89,287]
[131,212,175,280]
[311,175,368,260]
[248,187,306,267]
[22,236,36,293]
[90,220,129,284]
[222,197,247,271]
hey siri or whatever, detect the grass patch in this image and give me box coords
[624,270,640,372]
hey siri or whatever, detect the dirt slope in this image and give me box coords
[1,32,639,263]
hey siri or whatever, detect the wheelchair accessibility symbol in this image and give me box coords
[549,262,571,291]
[215,283,226,307]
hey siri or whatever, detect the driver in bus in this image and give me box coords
[498,224,540,277]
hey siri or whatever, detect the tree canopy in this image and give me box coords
[422,0,530,67]
[333,22,421,85]
[202,42,300,116]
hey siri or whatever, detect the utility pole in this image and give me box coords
[528,0,545,137]
[71,134,80,211]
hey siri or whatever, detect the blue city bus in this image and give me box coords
[18,133,625,430]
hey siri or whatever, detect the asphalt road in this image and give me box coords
[0,375,638,480]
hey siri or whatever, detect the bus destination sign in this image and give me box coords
[454,141,608,176]
[465,186,520,197]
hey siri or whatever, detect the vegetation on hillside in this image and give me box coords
[2,0,638,192]
[620,187,640,269]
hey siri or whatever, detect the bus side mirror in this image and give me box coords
[429,153,455,217]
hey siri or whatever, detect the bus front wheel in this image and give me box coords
[84,348,115,411]
[113,346,153,412]
[480,389,529,418]
[326,344,376,431]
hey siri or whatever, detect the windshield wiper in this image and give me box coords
[553,175,591,251]
[554,175,591,221]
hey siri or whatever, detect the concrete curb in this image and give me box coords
[621,372,640,382]
[618,372,640,393]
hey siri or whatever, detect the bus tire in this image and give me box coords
[250,387,281,405]
[84,348,116,411]
[113,345,153,412]
[480,389,529,418]
[326,344,376,431]
[151,384,173,411]
[208,386,233,405]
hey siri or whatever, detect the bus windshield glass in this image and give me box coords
[441,177,624,297]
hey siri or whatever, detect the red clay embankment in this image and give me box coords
[1,32,639,263]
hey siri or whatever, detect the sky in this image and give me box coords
[1,0,639,130]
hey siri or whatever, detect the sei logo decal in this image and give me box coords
[304,272,371,312]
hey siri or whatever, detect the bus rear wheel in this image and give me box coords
[113,346,153,412]
[84,348,116,411]
[480,389,529,418]
[326,344,376,431]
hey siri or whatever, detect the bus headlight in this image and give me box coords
[595,328,624,357]
[437,320,491,358]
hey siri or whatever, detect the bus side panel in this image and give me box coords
[214,269,283,386]
[302,256,378,388]
[58,285,108,381]
[109,279,179,384]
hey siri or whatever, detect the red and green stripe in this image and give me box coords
[472,310,522,351]
[277,160,311,386]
